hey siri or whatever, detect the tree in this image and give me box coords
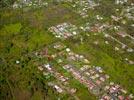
[0,0,16,8]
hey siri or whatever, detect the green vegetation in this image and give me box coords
[0,0,15,8]
[0,0,134,100]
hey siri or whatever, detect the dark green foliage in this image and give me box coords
[0,0,16,8]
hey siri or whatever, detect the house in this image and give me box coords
[49,23,79,39]
[70,88,77,94]
[100,77,105,82]
[38,66,43,71]
[115,47,120,51]
[16,60,20,64]
[54,85,63,93]
[96,80,101,85]
[43,64,52,70]
[118,95,124,100]
[127,48,133,53]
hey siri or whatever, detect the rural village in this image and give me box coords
[1,0,134,100]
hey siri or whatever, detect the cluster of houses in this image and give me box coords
[123,6,134,21]
[49,23,79,39]
[27,0,134,99]
[71,0,99,18]
[43,63,69,82]
[10,0,134,99]
[79,22,90,32]
[101,82,134,100]
[79,20,133,65]
[35,40,134,99]
[64,48,90,64]
[13,0,48,8]
[103,33,134,65]
[63,64,100,95]
[56,0,73,2]
[49,42,133,99]
[37,64,64,93]
[114,0,134,25]
[115,0,128,5]
[48,82,64,93]
[37,65,64,94]
[53,42,67,50]
[37,61,78,95]
[48,16,134,65]
[48,19,133,65]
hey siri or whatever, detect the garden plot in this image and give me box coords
[49,23,79,39]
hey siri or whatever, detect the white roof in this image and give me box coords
[127,48,133,52]
[72,31,77,35]
[16,60,20,64]
[44,64,51,70]
[105,41,109,44]
[115,47,119,51]
[66,48,71,52]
